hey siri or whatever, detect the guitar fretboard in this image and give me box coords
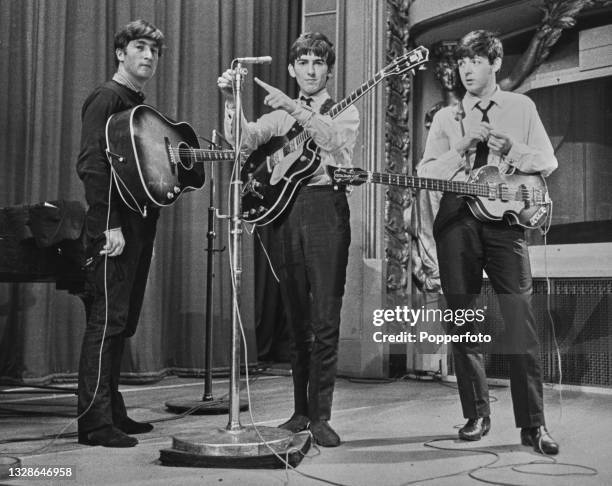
[270,46,428,165]
[170,148,235,162]
[328,72,384,118]
[369,173,487,197]
[272,72,387,164]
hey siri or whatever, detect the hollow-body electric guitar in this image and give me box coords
[105,104,234,212]
[328,165,552,229]
[240,45,430,225]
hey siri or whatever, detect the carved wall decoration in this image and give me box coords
[498,0,611,90]
[425,41,464,129]
[384,0,412,304]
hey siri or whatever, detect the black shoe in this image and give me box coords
[521,426,559,455]
[458,417,491,441]
[116,416,154,435]
[278,414,309,433]
[78,425,138,447]
[309,420,341,447]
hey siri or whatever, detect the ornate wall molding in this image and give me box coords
[384,0,412,303]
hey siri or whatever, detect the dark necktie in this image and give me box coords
[300,96,313,107]
[473,100,494,169]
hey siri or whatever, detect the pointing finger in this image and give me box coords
[254,77,274,93]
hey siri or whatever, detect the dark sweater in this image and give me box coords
[76,81,144,237]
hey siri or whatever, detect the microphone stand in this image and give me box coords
[160,60,310,468]
[164,131,248,415]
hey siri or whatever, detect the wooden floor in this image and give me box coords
[1,372,611,485]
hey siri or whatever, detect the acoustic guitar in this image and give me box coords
[105,105,234,212]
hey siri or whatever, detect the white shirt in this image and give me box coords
[417,86,558,181]
[224,88,360,185]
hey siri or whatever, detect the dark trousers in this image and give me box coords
[78,209,157,433]
[434,194,544,428]
[272,186,350,421]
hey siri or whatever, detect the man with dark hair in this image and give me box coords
[217,32,359,447]
[76,19,164,448]
[417,30,559,455]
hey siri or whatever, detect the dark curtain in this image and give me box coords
[0,0,299,384]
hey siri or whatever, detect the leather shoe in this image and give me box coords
[116,416,154,435]
[78,425,138,447]
[309,420,341,447]
[521,426,559,455]
[458,416,491,441]
[278,414,309,433]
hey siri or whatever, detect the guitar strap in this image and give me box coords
[320,97,335,115]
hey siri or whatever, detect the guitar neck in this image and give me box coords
[269,46,428,164]
[278,72,386,156]
[367,172,488,197]
[328,72,384,118]
[184,148,235,163]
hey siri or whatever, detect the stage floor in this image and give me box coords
[1,372,610,485]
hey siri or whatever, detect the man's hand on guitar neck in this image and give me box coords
[254,77,298,113]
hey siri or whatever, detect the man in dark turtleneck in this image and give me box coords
[76,19,164,448]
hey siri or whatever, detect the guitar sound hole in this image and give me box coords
[177,141,195,169]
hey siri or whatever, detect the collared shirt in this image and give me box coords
[224,88,359,185]
[417,86,558,181]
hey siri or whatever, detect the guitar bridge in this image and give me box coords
[165,137,176,175]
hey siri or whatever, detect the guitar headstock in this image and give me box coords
[326,166,369,186]
[382,45,429,78]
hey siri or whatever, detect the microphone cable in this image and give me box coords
[223,88,352,485]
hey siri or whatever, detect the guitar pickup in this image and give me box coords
[487,183,497,200]
[497,183,509,201]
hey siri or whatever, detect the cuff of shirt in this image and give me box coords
[290,104,315,125]
[225,101,236,118]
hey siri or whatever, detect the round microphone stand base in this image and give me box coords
[164,397,249,415]
[159,426,311,468]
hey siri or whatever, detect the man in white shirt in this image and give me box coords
[417,30,559,455]
[217,32,359,447]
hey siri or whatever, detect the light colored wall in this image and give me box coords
[409,0,482,27]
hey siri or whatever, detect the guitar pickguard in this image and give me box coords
[240,121,322,224]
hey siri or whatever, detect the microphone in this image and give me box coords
[235,56,272,64]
